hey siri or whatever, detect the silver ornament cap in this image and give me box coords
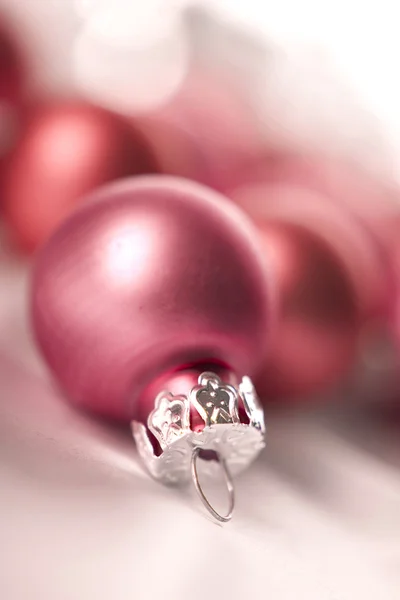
[131,371,266,522]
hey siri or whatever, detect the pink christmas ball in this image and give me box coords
[0,19,24,104]
[2,102,157,253]
[231,183,385,401]
[31,176,272,421]
[255,220,360,400]
[391,218,400,346]
[231,181,391,321]
[227,153,398,319]
[0,18,25,182]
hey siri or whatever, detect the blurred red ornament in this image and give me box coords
[31,176,272,421]
[391,218,400,350]
[135,69,263,192]
[0,18,25,179]
[267,155,399,253]
[256,219,360,400]
[231,183,388,400]
[229,155,397,320]
[2,102,157,253]
[0,19,24,104]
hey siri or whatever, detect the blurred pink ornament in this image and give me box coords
[31,176,272,421]
[255,220,360,401]
[135,69,264,192]
[1,102,157,253]
[391,217,400,352]
[231,180,392,401]
[229,154,397,320]
[0,19,24,104]
[0,18,25,179]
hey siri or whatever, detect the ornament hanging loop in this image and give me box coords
[190,446,235,523]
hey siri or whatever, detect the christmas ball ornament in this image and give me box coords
[232,184,377,400]
[391,219,400,349]
[2,102,157,253]
[228,153,396,319]
[0,20,24,104]
[31,176,272,521]
[256,221,359,399]
[0,19,24,174]
[232,181,390,323]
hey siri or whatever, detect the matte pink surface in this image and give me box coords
[31,176,272,421]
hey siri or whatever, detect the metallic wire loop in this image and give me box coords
[190,447,235,523]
